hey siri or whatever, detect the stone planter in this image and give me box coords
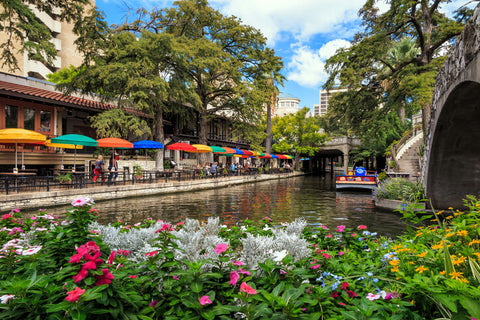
[375,198,426,212]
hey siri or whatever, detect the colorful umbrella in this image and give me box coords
[133,140,164,166]
[0,128,47,172]
[250,151,261,157]
[240,150,253,156]
[191,144,213,153]
[97,138,133,149]
[276,155,288,159]
[167,142,197,152]
[46,139,83,169]
[52,134,98,171]
[213,147,236,154]
[259,153,272,159]
[231,148,244,155]
[286,155,294,159]
[271,154,279,159]
[210,146,226,153]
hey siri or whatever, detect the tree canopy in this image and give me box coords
[0,0,92,71]
[272,108,328,167]
[323,0,473,157]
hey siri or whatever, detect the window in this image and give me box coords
[5,105,18,128]
[24,108,35,130]
[40,110,51,132]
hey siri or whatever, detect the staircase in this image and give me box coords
[394,132,423,182]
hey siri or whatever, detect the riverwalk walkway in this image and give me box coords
[0,170,304,212]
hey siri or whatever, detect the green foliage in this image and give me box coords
[133,164,143,177]
[56,172,72,184]
[377,171,387,182]
[272,107,328,164]
[89,108,151,140]
[374,178,425,202]
[0,0,91,71]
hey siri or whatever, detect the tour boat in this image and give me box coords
[335,167,378,191]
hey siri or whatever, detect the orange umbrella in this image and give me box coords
[97,138,133,148]
[213,147,236,154]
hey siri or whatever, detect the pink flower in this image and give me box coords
[95,268,114,286]
[116,249,131,256]
[338,302,346,306]
[367,293,380,301]
[310,264,321,269]
[214,243,227,254]
[240,282,257,295]
[336,225,346,232]
[129,275,138,279]
[319,225,328,230]
[199,295,212,305]
[322,253,331,260]
[145,251,158,257]
[331,291,338,298]
[149,300,159,308]
[71,197,89,207]
[155,224,174,233]
[173,275,180,280]
[107,251,116,265]
[72,268,89,283]
[229,271,239,286]
[347,290,357,298]
[341,282,349,290]
[326,234,333,238]
[176,221,184,226]
[238,268,251,276]
[65,287,85,302]
[262,216,271,221]
[357,225,367,230]
[351,233,357,237]
[11,208,20,213]
[2,214,13,220]
[280,270,287,275]
[80,241,100,254]
[8,227,23,235]
[233,260,244,266]
[338,251,344,256]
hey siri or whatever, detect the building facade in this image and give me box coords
[316,88,347,116]
[276,92,300,117]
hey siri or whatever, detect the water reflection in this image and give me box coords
[23,175,406,237]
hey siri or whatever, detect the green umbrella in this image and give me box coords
[210,146,226,153]
[51,134,98,171]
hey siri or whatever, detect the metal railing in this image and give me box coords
[0,167,293,195]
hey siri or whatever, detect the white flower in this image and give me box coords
[0,295,15,304]
[272,250,288,262]
[263,225,271,231]
[22,246,42,256]
[240,226,247,232]
[311,234,318,238]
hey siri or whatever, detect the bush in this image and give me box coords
[374,177,425,202]
[2,196,480,319]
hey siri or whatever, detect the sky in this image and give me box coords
[95,0,475,111]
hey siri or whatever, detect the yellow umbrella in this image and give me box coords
[250,151,261,157]
[191,144,213,153]
[0,128,47,173]
[46,139,83,169]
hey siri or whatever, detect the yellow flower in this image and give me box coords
[456,230,468,237]
[449,271,464,281]
[409,261,414,265]
[452,256,466,265]
[445,228,452,232]
[389,259,400,266]
[415,232,423,237]
[448,207,453,210]
[439,271,446,275]
[397,247,411,253]
[445,232,455,238]
[468,239,480,246]
[460,278,469,284]
[437,210,445,215]
[391,266,399,273]
[392,244,402,250]
[417,252,428,258]
[473,252,480,261]
[432,242,443,250]
[415,265,428,273]
[446,216,454,220]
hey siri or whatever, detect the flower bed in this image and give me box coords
[0,196,480,319]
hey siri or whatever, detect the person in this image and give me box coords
[203,163,210,178]
[210,162,218,178]
[108,153,118,183]
[93,155,105,182]
[230,163,235,176]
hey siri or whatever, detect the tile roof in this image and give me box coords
[0,79,144,116]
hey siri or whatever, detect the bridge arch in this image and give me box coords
[423,6,480,208]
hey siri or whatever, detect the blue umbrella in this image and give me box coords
[133,140,164,166]
[231,148,244,155]
[271,154,279,159]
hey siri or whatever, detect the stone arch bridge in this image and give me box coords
[422,4,480,209]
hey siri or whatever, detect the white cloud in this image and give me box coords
[210,0,365,45]
[287,39,350,87]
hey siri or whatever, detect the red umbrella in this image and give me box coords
[276,155,288,159]
[212,147,236,154]
[167,142,197,152]
[240,150,253,156]
[259,153,272,159]
[97,138,133,148]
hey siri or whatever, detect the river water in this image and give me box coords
[27,175,407,237]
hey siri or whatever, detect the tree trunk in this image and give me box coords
[266,104,272,153]
[398,106,405,125]
[198,111,209,166]
[154,108,164,171]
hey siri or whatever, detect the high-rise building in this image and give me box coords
[317,88,347,116]
[0,2,92,80]
[276,92,300,117]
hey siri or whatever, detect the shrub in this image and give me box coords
[374,177,425,202]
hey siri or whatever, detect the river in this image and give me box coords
[25,175,407,237]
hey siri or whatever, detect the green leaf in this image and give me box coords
[433,294,458,313]
[459,297,480,318]
[190,281,203,293]
[200,309,215,320]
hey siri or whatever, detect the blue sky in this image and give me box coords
[95,0,475,111]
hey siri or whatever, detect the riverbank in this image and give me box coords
[0,171,305,212]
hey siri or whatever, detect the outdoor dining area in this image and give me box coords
[0,129,295,195]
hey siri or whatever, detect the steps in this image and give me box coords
[395,133,423,182]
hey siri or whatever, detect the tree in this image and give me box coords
[323,0,472,156]
[271,107,328,169]
[131,0,283,163]
[57,19,191,170]
[0,0,92,71]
